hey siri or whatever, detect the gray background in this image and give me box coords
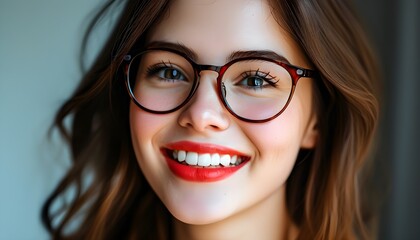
[354,0,420,239]
[0,0,104,238]
[0,0,418,239]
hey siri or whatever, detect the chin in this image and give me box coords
[170,209,232,225]
[163,195,238,225]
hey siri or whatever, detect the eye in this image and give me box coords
[236,70,278,89]
[146,63,188,82]
[243,77,265,88]
[160,68,185,80]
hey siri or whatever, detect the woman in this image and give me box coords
[42,0,379,239]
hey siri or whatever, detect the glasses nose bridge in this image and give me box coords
[196,64,222,75]
[189,63,225,110]
[193,64,223,90]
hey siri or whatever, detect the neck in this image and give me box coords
[173,187,298,240]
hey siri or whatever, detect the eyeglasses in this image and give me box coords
[123,47,317,123]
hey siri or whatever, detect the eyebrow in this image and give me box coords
[228,50,290,64]
[145,41,291,64]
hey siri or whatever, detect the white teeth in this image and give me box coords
[220,154,231,167]
[197,153,211,167]
[230,155,237,164]
[185,152,198,165]
[177,150,186,162]
[211,153,220,166]
[171,150,244,167]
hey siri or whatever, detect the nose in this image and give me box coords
[177,71,230,132]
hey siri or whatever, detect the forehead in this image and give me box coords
[146,0,305,66]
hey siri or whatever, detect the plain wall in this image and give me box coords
[0,0,105,238]
[353,0,420,239]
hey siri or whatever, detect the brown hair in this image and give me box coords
[42,0,379,239]
[270,0,379,239]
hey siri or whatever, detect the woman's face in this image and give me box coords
[129,0,318,224]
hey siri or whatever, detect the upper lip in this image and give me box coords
[164,140,250,157]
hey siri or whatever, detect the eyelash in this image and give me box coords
[146,61,173,76]
[240,70,279,87]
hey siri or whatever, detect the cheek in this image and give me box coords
[248,80,315,159]
[246,108,303,159]
[129,102,177,151]
[130,104,162,144]
[240,99,309,186]
[129,104,169,186]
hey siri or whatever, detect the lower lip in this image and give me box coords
[164,156,247,182]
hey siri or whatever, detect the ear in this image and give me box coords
[300,113,318,149]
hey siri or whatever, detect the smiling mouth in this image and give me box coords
[166,149,247,168]
[162,141,250,182]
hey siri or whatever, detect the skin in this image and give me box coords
[129,0,318,239]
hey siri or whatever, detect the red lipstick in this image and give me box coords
[163,141,249,182]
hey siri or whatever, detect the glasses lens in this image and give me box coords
[127,50,195,112]
[221,59,293,121]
